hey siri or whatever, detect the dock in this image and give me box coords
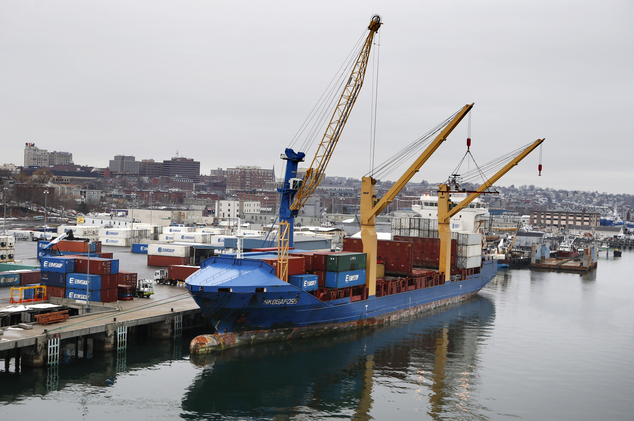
[0,285,204,368]
[529,257,597,273]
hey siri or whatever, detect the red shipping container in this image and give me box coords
[100,274,121,289]
[100,287,119,303]
[168,265,200,282]
[19,270,41,285]
[344,238,413,276]
[314,269,326,287]
[393,236,457,268]
[47,286,65,298]
[56,240,90,253]
[290,252,315,271]
[147,255,191,267]
[98,252,114,259]
[74,256,112,275]
[261,256,306,277]
[312,251,346,271]
[118,271,137,286]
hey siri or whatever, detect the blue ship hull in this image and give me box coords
[186,256,497,351]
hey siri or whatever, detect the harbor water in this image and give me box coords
[1,242,634,420]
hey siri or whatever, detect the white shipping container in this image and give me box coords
[456,256,482,269]
[457,244,482,257]
[147,243,192,257]
[196,227,224,234]
[99,237,131,247]
[99,228,132,238]
[162,226,195,234]
[158,234,175,242]
[457,232,482,246]
[174,233,211,243]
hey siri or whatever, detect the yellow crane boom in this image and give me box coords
[360,104,474,296]
[437,138,545,281]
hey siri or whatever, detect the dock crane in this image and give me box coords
[276,15,382,281]
[360,103,544,295]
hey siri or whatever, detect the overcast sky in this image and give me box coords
[1,1,632,194]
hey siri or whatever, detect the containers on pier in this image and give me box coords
[41,257,76,273]
[147,244,192,258]
[0,272,20,287]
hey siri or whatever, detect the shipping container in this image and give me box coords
[66,273,103,289]
[168,265,200,282]
[132,243,148,254]
[0,272,20,287]
[457,232,482,246]
[55,240,91,253]
[98,228,132,238]
[99,237,131,247]
[97,252,114,259]
[40,271,66,288]
[289,274,319,291]
[147,254,192,267]
[326,252,367,272]
[260,256,306,277]
[343,239,413,276]
[73,257,113,275]
[325,269,366,289]
[290,252,314,271]
[40,257,76,273]
[162,226,195,233]
[173,232,211,243]
[47,286,65,298]
[118,271,137,286]
[147,244,192,257]
[66,287,118,303]
[456,244,482,258]
[312,251,345,271]
[456,256,482,269]
[158,234,175,242]
[18,270,41,285]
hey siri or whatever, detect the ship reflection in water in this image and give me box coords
[183,295,495,419]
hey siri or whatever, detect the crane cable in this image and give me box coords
[369,31,381,175]
[364,107,463,180]
[287,29,369,155]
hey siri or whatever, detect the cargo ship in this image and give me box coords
[186,16,543,353]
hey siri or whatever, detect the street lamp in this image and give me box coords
[3,187,8,235]
[43,189,49,225]
[149,192,154,225]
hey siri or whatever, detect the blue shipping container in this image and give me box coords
[0,272,20,287]
[40,257,75,273]
[132,243,149,254]
[66,288,102,302]
[109,259,119,274]
[40,272,66,288]
[289,274,319,292]
[66,273,102,289]
[325,269,366,289]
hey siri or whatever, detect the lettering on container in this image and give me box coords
[345,274,360,283]
[106,231,118,236]
[303,280,317,288]
[68,277,88,286]
[43,261,63,268]
[262,298,298,306]
[68,291,87,300]
[158,247,175,253]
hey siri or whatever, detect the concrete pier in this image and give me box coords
[0,287,205,367]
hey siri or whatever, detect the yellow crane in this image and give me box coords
[276,15,382,281]
[360,104,474,296]
[437,138,544,281]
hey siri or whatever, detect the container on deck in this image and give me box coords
[325,269,366,289]
[325,252,367,272]
[289,274,319,291]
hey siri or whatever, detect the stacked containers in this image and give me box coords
[324,252,367,289]
[0,235,16,262]
[173,232,212,244]
[0,271,20,287]
[456,232,482,269]
[147,244,193,266]
[66,256,120,303]
[40,256,76,298]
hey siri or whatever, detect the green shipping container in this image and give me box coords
[325,252,367,272]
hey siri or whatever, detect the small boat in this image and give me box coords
[557,236,578,258]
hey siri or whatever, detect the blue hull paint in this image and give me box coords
[186,256,497,338]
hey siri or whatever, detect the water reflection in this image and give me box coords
[183,295,495,419]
